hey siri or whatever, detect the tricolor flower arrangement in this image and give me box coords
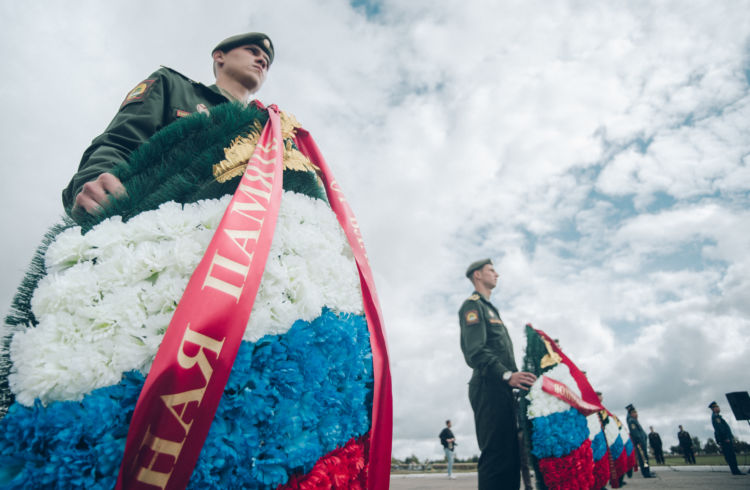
[522,326,599,489]
[522,325,638,489]
[601,410,637,487]
[0,102,386,488]
[587,412,610,489]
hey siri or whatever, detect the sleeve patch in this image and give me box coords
[120,78,156,109]
[465,310,479,325]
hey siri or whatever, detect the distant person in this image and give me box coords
[677,425,696,464]
[626,404,655,478]
[459,259,537,489]
[648,426,665,464]
[709,401,746,475]
[439,419,457,479]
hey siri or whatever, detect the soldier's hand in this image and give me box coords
[509,371,537,390]
[72,173,127,217]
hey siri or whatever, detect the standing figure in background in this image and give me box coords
[439,420,457,479]
[459,258,537,490]
[678,425,696,464]
[648,426,664,464]
[709,401,745,476]
[625,404,655,478]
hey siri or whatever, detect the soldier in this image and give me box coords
[648,426,665,464]
[677,425,696,464]
[459,258,537,489]
[709,401,746,475]
[626,404,655,478]
[63,32,274,218]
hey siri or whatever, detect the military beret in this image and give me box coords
[708,401,718,409]
[212,32,274,65]
[466,258,492,278]
[625,404,635,412]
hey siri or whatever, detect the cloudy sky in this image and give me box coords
[2,0,749,461]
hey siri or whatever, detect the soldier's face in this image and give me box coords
[217,44,269,93]
[476,264,499,289]
[712,405,720,414]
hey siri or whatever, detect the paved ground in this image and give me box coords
[389,465,750,489]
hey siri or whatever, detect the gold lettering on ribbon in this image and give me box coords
[223,229,261,260]
[134,326,226,487]
[202,139,278,301]
[542,375,600,415]
[136,425,186,489]
[349,216,367,259]
[329,179,348,204]
[202,251,250,300]
[160,388,206,434]
[177,326,226,383]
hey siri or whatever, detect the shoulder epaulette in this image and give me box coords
[468,293,480,301]
[159,65,198,84]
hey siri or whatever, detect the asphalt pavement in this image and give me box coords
[389,465,750,489]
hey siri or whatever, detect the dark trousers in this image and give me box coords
[469,375,520,490]
[652,446,664,464]
[633,441,651,477]
[719,439,741,474]
[681,445,695,464]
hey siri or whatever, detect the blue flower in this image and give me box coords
[592,431,607,461]
[0,308,373,489]
[610,435,624,458]
[530,408,589,459]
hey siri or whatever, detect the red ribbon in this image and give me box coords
[540,376,602,415]
[295,129,393,490]
[115,107,285,489]
[531,326,603,412]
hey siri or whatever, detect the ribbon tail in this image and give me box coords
[295,129,393,489]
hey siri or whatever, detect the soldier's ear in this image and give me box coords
[213,50,225,66]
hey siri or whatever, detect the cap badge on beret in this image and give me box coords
[213,32,275,65]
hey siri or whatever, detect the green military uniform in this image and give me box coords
[626,405,653,477]
[710,402,744,475]
[62,66,231,211]
[459,290,520,489]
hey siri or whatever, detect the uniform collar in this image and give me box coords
[474,290,491,302]
[207,84,235,101]
[473,291,499,314]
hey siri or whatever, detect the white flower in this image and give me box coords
[604,416,621,444]
[587,413,603,440]
[8,191,362,406]
[526,363,583,418]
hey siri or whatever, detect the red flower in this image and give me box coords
[538,439,595,489]
[592,451,610,489]
[279,434,370,490]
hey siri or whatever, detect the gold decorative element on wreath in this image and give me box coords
[213,111,318,183]
[539,337,563,369]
